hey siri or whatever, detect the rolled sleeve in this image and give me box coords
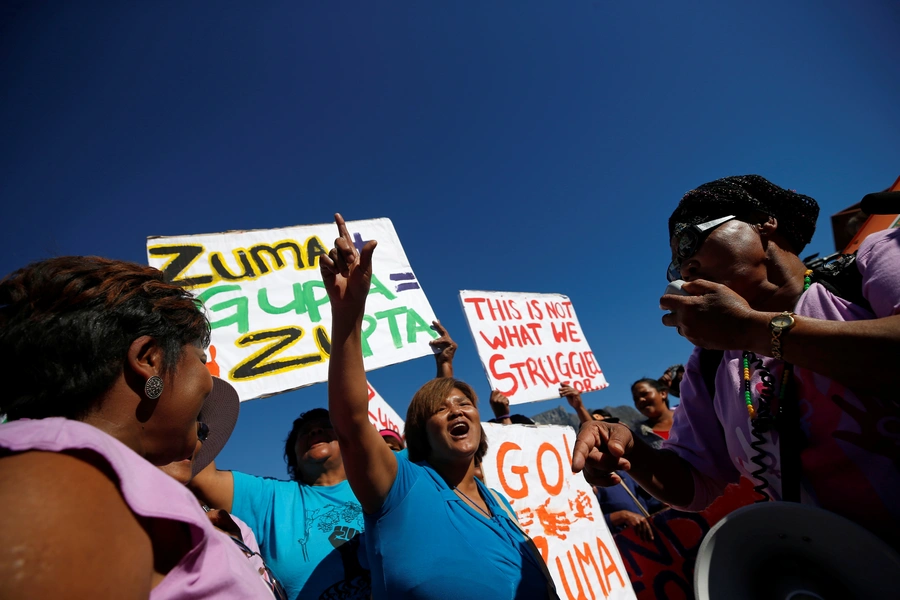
[857,228,900,318]
[663,348,741,511]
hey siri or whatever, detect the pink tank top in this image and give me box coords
[0,418,272,599]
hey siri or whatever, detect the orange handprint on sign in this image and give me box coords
[569,490,594,521]
[534,498,571,540]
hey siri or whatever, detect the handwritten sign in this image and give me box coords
[460,291,608,405]
[147,219,438,401]
[367,381,404,435]
[481,424,635,600]
[616,478,757,599]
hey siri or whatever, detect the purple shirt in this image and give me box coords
[0,418,273,599]
[665,228,900,546]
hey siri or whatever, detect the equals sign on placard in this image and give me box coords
[390,272,420,292]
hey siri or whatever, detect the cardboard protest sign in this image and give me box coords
[459,291,608,405]
[616,478,756,600]
[367,381,404,434]
[481,423,635,600]
[147,219,438,401]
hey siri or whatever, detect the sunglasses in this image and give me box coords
[667,215,737,282]
[197,421,210,442]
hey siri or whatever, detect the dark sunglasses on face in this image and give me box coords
[197,421,210,442]
[667,215,737,282]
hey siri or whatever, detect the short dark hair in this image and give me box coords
[669,174,819,254]
[592,408,612,419]
[0,256,210,421]
[284,408,331,480]
[405,378,488,464]
[631,378,670,408]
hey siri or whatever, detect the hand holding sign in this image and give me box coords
[558,383,583,410]
[321,213,377,328]
[488,390,511,421]
[571,421,635,487]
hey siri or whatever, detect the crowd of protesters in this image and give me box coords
[1,174,897,598]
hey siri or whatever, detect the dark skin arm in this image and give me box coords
[489,390,513,424]
[559,383,592,424]
[0,451,157,599]
[571,420,695,508]
[661,279,900,399]
[187,459,235,512]
[430,320,457,378]
[321,213,397,514]
[609,510,655,542]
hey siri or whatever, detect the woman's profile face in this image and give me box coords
[674,219,769,303]
[632,383,668,420]
[146,344,212,466]
[424,388,481,464]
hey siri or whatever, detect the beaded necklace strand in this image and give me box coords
[741,269,813,419]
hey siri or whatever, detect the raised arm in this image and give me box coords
[559,383,592,424]
[488,390,513,424]
[429,320,457,378]
[188,459,235,512]
[660,279,900,400]
[321,214,397,514]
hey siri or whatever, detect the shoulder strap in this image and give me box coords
[808,253,872,313]
[487,489,560,599]
[698,348,724,400]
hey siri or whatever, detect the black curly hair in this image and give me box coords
[669,175,819,254]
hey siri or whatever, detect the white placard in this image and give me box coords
[367,381,404,434]
[147,219,438,401]
[459,291,608,405]
[481,424,635,600]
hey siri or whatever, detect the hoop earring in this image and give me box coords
[145,375,164,400]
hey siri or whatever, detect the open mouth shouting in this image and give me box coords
[448,419,470,440]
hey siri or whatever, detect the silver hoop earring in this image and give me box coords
[145,375,164,400]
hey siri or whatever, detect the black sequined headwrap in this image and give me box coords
[668,175,820,254]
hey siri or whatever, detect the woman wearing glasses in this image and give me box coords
[0,257,273,598]
[571,174,900,553]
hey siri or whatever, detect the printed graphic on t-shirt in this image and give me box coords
[297,500,370,600]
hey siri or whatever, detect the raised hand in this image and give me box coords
[489,390,511,419]
[320,213,377,328]
[571,421,635,487]
[659,279,760,350]
[430,320,458,377]
[559,383,583,409]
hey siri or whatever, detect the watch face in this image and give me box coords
[772,314,794,328]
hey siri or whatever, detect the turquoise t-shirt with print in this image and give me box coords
[363,457,551,599]
[232,472,370,600]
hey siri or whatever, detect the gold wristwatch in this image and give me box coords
[769,311,796,360]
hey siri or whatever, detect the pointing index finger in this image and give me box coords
[334,213,358,258]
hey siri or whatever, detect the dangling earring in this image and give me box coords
[145,375,164,399]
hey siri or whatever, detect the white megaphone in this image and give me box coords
[694,503,900,600]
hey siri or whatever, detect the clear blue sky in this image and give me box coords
[2,1,898,478]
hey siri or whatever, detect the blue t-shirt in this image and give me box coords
[595,472,664,534]
[232,472,370,600]
[364,457,550,600]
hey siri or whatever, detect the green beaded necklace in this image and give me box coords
[741,269,813,419]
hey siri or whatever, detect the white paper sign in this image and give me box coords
[459,291,608,405]
[367,381,404,434]
[147,219,438,401]
[481,423,635,600]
